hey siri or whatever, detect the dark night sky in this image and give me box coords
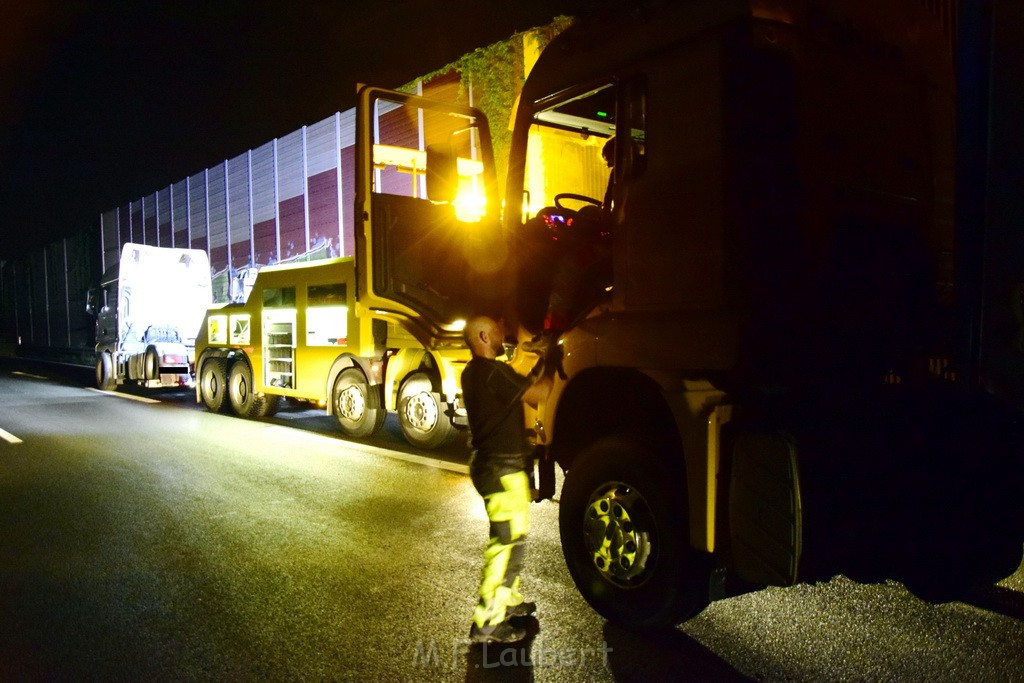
[0,0,597,261]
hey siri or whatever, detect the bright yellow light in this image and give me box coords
[450,319,467,331]
[453,182,487,223]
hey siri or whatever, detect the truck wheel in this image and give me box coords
[228,361,267,418]
[144,346,160,380]
[257,395,281,418]
[200,358,229,413]
[398,372,456,449]
[333,368,385,438]
[559,435,710,630]
[95,353,116,391]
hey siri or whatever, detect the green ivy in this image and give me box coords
[454,40,521,188]
[401,17,574,194]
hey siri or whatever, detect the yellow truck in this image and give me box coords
[194,90,505,449]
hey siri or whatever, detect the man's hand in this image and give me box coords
[523,374,552,409]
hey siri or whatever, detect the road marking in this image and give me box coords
[12,371,48,380]
[85,388,160,404]
[263,425,469,474]
[0,427,23,444]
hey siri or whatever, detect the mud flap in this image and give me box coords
[728,433,802,586]
[532,446,556,501]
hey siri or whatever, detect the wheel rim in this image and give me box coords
[233,373,249,406]
[336,383,365,422]
[584,482,654,587]
[205,369,219,399]
[402,391,438,433]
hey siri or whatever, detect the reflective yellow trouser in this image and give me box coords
[470,463,531,628]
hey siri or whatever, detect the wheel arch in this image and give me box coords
[196,347,246,373]
[550,367,685,474]
[383,349,459,412]
[325,354,378,416]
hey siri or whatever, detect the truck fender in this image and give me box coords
[549,367,683,470]
[550,366,722,553]
[382,349,427,412]
[325,355,380,415]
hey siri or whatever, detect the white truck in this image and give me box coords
[87,243,212,390]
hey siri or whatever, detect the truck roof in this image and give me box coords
[521,0,950,110]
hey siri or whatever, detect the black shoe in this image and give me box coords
[506,601,537,618]
[469,620,526,644]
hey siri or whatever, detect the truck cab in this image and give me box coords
[88,243,212,390]
[505,0,959,628]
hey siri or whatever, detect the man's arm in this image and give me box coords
[522,375,551,409]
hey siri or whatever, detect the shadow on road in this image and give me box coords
[463,617,540,682]
[795,382,1024,606]
[457,619,750,681]
[963,580,1024,623]
[603,622,751,681]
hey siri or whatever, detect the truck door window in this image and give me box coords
[516,81,645,333]
[524,83,616,220]
[524,80,647,218]
[360,89,504,324]
[371,100,488,219]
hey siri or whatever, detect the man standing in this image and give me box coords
[462,316,551,644]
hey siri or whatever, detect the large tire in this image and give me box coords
[397,372,456,450]
[333,368,385,438]
[144,346,160,380]
[559,435,710,630]
[95,353,116,391]
[259,395,281,418]
[199,358,230,413]
[228,360,274,418]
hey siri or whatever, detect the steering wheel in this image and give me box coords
[554,193,602,213]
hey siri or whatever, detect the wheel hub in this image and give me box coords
[337,385,365,421]
[584,484,653,586]
[235,376,248,402]
[403,392,437,431]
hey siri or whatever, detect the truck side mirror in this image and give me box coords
[426,144,457,203]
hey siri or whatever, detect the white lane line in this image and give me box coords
[12,371,48,380]
[85,388,160,404]
[0,427,24,444]
[263,425,469,474]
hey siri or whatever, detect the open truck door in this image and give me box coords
[354,86,507,340]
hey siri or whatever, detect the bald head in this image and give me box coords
[464,316,505,359]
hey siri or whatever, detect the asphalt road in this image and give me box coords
[1,361,1022,681]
